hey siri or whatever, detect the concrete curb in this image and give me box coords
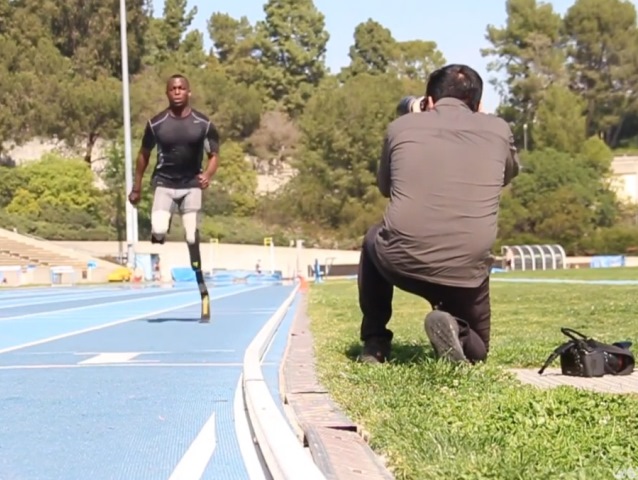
[242,284,327,480]
[279,291,395,480]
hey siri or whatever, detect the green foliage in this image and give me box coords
[212,140,258,217]
[6,154,102,217]
[255,0,330,116]
[499,147,621,253]
[483,0,638,149]
[199,215,291,246]
[289,73,410,232]
[0,165,27,208]
[533,84,586,154]
[0,0,637,253]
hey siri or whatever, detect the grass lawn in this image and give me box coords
[494,265,638,281]
[308,269,638,480]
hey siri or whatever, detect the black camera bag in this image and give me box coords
[538,327,634,377]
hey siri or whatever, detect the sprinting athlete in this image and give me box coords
[128,73,219,322]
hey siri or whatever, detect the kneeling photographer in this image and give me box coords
[358,63,520,365]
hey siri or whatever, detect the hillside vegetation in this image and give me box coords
[1,0,638,254]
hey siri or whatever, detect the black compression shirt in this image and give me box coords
[141,108,220,189]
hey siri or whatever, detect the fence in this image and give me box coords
[500,244,567,271]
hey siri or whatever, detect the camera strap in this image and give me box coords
[538,327,635,376]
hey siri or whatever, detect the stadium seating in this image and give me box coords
[0,235,88,270]
[0,251,23,267]
[0,228,119,285]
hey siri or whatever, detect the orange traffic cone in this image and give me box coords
[298,275,309,292]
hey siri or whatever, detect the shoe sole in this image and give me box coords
[358,354,384,365]
[424,311,467,362]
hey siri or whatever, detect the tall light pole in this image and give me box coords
[119,0,137,266]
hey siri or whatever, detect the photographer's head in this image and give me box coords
[425,64,483,112]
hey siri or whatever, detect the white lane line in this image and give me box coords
[12,349,236,356]
[0,287,265,355]
[78,352,141,364]
[0,363,245,370]
[0,290,191,322]
[234,374,267,480]
[0,288,158,310]
[168,413,217,480]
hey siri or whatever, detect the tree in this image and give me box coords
[290,73,410,234]
[394,40,446,82]
[342,20,445,84]
[533,84,586,154]
[481,0,567,146]
[499,147,620,253]
[212,140,258,216]
[6,154,104,223]
[207,12,261,86]
[2,0,635,251]
[255,0,330,116]
[563,0,638,147]
[343,19,398,78]
[482,0,638,150]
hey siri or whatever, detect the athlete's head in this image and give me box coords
[166,74,191,108]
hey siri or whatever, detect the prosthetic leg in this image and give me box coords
[183,205,210,322]
[187,230,210,322]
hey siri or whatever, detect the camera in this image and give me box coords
[396,96,425,116]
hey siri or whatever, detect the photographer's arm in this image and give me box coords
[503,128,520,187]
[377,135,391,198]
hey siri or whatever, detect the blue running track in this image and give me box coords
[0,282,298,480]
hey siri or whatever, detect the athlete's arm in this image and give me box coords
[133,121,156,192]
[202,122,220,180]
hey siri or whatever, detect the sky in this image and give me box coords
[151,0,637,113]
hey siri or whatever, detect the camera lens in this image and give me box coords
[396,96,421,116]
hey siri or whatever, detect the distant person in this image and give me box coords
[127,73,219,321]
[358,64,520,364]
[504,248,514,271]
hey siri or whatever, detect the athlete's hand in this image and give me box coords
[198,173,211,189]
[128,189,141,205]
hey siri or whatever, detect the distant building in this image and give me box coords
[610,155,638,204]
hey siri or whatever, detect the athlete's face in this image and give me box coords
[166,78,190,107]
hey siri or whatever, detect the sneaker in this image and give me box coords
[359,337,391,364]
[424,310,467,362]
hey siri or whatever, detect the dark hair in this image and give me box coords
[425,64,483,112]
[167,73,190,89]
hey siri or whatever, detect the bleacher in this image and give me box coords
[0,227,120,285]
[0,251,24,267]
[0,235,87,270]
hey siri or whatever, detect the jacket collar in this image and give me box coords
[433,97,472,111]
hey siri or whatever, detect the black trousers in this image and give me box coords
[358,224,491,362]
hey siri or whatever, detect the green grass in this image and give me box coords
[495,266,638,280]
[309,273,638,479]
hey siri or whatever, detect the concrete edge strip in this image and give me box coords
[279,291,396,480]
[242,283,327,480]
